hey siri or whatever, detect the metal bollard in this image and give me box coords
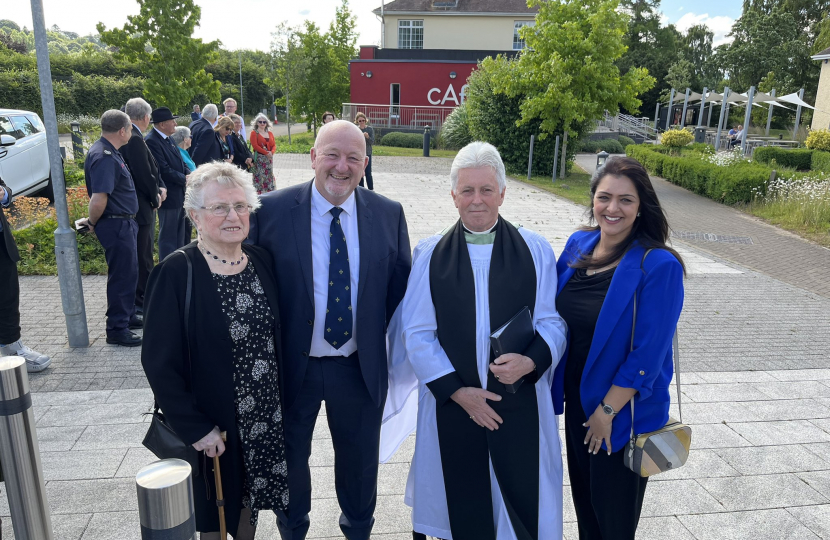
[423,126,430,157]
[0,356,55,540]
[136,459,197,540]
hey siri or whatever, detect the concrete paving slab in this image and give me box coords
[787,504,830,539]
[679,508,821,540]
[729,420,830,445]
[687,423,753,449]
[636,516,697,539]
[641,479,726,516]
[36,403,149,428]
[716,444,830,475]
[45,478,138,514]
[698,474,828,511]
[51,513,92,540]
[739,398,830,421]
[695,371,779,384]
[81,511,140,540]
[650,448,740,481]
[35,425,86,452]
[72,423,148,450]
[40,448,127,481]
[113,447,159,478]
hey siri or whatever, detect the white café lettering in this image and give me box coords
[427,84,469,105]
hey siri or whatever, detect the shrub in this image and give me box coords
[380,132,435,149]
[813,150,830,173]
[618,135,635,148]
[439,102,472,150]
[688,143,715,155]
[753,147,814,171]
[806,129,830,152]
[661,129,694,148]
[578,138,625,154]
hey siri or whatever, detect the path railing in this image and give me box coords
[595,111,658,141]
[341,103,456,131]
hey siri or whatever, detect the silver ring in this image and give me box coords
[495,375,500,380]
[470,416,475,420]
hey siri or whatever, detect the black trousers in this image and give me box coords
[0,238,21,345]
[157,206,186,262]
[564,402,648,540]
[359,155,373,191]
[96,218,138,335]
[135,215,155,309]
[276,354,384,540]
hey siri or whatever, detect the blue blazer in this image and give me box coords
[188,117,223,166]
[553,229,684,452]
[248,180,412,409]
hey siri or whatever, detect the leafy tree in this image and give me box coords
[661,59,695,102]
[270,22,309,128]
[97,0,221,113]
[814,13,830,54]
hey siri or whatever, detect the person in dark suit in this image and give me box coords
[248,120,411,540]
[188,103,224,167]
[146,107,189,261]
[0,175,51,371]
[228,114,253,170]
[122,97,165,316]
[191,104,202,122]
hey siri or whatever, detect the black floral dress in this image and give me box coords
[213,261,289,525]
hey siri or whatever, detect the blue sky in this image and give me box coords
[660,0,743,46]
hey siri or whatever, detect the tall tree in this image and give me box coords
[97,0,221,113]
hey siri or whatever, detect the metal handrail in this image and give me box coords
[341,103,457,131]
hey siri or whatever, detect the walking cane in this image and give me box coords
[214,431,228,539]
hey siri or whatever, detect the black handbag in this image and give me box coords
[142,249,200,476]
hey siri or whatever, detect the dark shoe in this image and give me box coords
[129,314,144,329]
[134,305,144,316]
[106,331,142,347]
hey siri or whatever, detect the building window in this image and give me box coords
[513,21,534,50]
[398,20,424,49]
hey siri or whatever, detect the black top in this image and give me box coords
[556,267,616,405]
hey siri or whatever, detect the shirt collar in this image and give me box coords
[311,182,357,218]
[153,127,168,139]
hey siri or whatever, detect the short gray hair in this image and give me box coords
[183,162,261,225]
[450,141,506,193]
[250,112,271,133]
[124,98,151,122]
[171,126,191,146]
[202,104,219,121]
[100,110,131,134]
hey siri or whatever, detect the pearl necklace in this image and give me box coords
[199,243,245,266]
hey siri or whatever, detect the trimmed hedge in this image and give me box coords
[380,132,436,149]
[578,138,625,154]
[626,144,771,204]
[810,150,830,173]
[753,147,814,170]
[618,135,635,148]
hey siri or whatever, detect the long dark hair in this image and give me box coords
[572,156,685,274]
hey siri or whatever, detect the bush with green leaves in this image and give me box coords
[618,135,635,148]
[578,138,625,154]
[660,129,694,148]
[380,132,435,149]
[753,147,814,171]
[438,102,472,150]
[812,150,830,173]
[806,129,830,152]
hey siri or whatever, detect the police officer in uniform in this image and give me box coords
[79,110,143,347]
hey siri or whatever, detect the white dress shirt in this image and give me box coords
[309,183,360,357]
[153,127,169,140]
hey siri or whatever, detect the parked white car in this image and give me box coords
[0,108,54,202]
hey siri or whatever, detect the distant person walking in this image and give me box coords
[191,104,202,122]
[355,112,374,191]
[249,113,276,194]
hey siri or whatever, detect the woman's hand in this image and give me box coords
[245,157,253,167]
[450,387,503,431]
[584,406,614,455]
[489,353,535,385]
[193,426,225,457]
[364,132,369,139]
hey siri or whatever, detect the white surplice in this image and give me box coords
[398,226,568,540]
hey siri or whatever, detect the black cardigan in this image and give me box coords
[141,241,284,534]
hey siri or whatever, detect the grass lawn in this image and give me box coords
[513,165,593,207]
[746,203,830,248]
[273,131,458,158]
[372,146,458,158]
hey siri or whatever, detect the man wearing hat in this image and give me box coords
[146,107,190,260]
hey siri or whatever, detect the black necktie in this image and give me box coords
[324,207,353,349]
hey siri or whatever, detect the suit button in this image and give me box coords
[302,352,308,357]
[639,370,645,375]
[307,320,313,326]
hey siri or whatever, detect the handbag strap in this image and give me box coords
[628,249,683,444]
[153,249,194,413]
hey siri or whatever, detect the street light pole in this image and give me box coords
[238,51,245,120]
[30,0,89,348]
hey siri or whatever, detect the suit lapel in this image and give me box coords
[291,181,315,307]
[355,188,373,305]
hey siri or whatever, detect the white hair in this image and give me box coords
[124,98,151,122]
[202,104,219,121]
[450,141,506,193]
[183,162,261,225]
[313,120,366,152]
[250,112,272,133]
[170,126,191,146]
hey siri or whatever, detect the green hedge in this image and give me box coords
[811,150,830,173]
[578,138,625,154]
[626,145,771,204]
[753,147,814,170]
[618,135,635,148]
[380,132,436,149]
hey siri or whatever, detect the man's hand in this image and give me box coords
[192,426,225,457]
[159,187,168,203]
[490,353,535,385]
[450,387,503,431]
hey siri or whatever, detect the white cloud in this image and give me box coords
[674,12,735,47]
[678,6,684,11]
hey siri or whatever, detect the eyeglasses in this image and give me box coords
[358,119,366,123]
[200,203,252,217]
[258,121,268,124]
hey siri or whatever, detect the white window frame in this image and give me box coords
[513,21,534,51]
[398,20,424,49]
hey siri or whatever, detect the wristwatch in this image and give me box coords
[601,400,617,416]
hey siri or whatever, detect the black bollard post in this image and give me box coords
[423,126,430,157]
[70,121,83,161]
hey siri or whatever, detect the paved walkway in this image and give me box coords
[1,154,830,539]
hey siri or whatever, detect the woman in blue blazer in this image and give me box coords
[554,156,685,539]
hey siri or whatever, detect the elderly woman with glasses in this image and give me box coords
[142,162,289,539]
[249,113,276,194]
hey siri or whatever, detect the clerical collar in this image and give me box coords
[461,221,498,245]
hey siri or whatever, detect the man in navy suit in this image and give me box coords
[146,107,189,260]
[188,103,223,167]
[249,120,411,540]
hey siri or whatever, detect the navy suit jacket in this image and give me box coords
[553,229,684,452]
[145,129,187,210]
[188,117,223,166]
[249,180,412,409]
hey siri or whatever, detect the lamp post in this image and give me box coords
[597,151,609,169]
[70,121,83,161]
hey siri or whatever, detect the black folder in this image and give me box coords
[490,306,534,393]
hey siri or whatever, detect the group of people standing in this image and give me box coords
[129,118,684,540]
